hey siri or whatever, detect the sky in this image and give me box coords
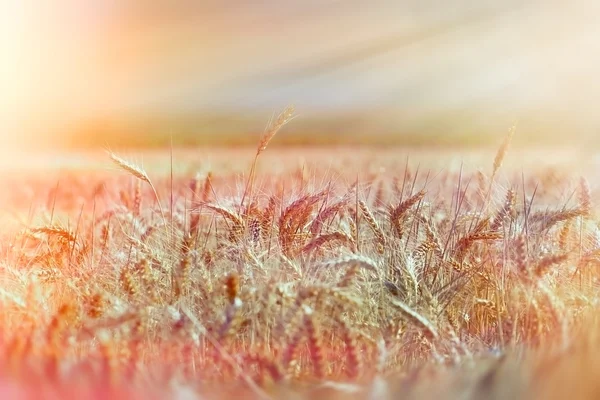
[1,1,600,147]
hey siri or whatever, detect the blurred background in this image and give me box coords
[2,0,600,150]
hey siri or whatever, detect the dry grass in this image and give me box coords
[0,118,599,399]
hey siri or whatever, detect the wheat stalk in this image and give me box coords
[492,124,516,178]
[241,105,296,209]
[108,151,166,227]
[257,106,296,155]
[390,298,439,340]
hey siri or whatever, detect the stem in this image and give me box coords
[240,152,259,211]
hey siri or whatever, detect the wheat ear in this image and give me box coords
[492,124,516,179]
[241,105,296,209]
[108,152,166,226]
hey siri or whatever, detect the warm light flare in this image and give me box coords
[1,1,600,150]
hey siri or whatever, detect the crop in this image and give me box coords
[0,112,598,399]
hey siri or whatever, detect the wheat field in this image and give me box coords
[0,112,599,399]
